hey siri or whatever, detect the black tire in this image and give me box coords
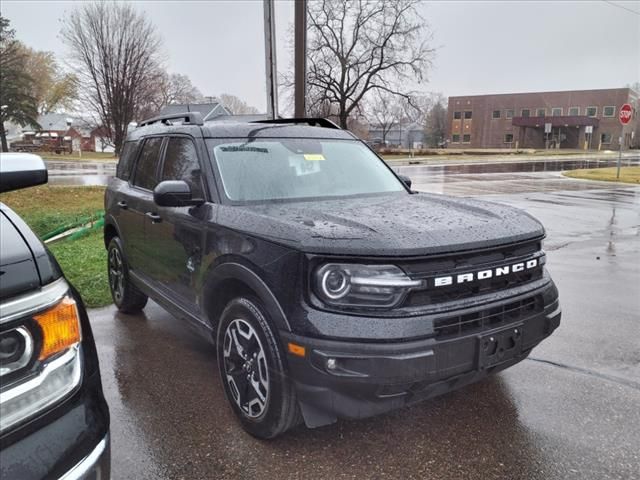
[107,237,148,313]
[217,296,300,439]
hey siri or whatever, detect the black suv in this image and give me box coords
[104,114,560,439]
[1,153,110,478]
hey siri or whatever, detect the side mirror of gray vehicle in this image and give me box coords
[153,180,203,207]
[398,175,412,189]
[0,153,48,193]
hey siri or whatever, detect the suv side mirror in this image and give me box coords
[153,180,203,207]
[0,153,48,193]
[398,175,412,189]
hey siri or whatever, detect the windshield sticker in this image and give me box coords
[303,154,325,161]
[290,156,321,176]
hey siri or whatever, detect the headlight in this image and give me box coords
[314,263,424,309]
[0,280,83,434]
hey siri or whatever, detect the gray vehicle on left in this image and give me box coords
[0,153,110,479]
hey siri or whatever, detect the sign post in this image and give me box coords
[617,103,632,179]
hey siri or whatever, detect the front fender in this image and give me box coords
[204,262,291,332]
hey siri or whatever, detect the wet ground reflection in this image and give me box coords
[46,156,639,189]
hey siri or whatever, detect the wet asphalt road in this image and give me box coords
[88,172,640,480]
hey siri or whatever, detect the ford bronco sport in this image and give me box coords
[104,113,560,439]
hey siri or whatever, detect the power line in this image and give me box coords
[602,0,640,16]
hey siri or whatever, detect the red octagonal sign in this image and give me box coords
[619,103,632,125]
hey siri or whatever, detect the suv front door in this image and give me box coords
[145,135,206,314]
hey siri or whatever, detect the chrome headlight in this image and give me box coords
[0,279,83,434]
[313,263,424,309]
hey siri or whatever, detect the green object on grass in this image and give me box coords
[68,216,105,241]
[42,211,105,240]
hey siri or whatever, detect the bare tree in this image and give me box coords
[137,71,203,120]
[306,0,434,129]
[367,90,403,144]
[219,93,259,115]
[61,2,162,154]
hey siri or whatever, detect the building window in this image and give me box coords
[600,133,612,144]
[453,111,462,119]
[464,111,472,119]
[568,107,580,116]
[536,108,546,117]
[504,133,514,143]
[603,106,615,117]
[586,106,597,117]
[492,110,501,119]
[452,134,460,143]
[462,134,471,143]
[552,108,562,116]
[505,109,514,119]
[521,109,530,118]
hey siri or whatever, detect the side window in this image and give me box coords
[133,137,163,190]
[160,137,203,198]
[116,141,138,181]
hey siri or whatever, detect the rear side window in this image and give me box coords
[133,137,163,190]
[116,141,138,180]
[160,137,203,198]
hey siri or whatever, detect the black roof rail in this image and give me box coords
[251,117,341,129]
[138,111,204,128]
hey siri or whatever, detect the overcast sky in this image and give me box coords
[2,0,639,112]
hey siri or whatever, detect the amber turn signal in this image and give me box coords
[34,296,82,360]
[287,342,306,357]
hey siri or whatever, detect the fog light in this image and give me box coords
[326,358,337,370]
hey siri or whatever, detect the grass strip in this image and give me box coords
[563,166,640,184]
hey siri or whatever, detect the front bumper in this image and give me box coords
[282,288,561,428]
[0,370,110,480]
[60,433,110,480]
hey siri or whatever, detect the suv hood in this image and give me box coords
[218,193,544,256]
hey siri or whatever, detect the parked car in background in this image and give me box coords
[0,153,110,479]
[104,114,560,439]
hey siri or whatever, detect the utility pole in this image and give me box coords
[263,0,278,119]
[294,0,307,117]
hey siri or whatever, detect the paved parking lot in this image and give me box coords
[89,172,640,479]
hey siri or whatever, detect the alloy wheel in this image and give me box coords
[108,247,124,303]
[223,318,270,418]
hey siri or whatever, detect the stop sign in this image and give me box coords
[619,103,632,125]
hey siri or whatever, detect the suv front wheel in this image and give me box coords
[107,237,148,313]
[217,297,300,438]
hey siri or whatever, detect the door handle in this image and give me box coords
[145,212,162,223]
[117,201,128,209]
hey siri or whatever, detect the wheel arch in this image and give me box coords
[103,217,120,249]
[202,262,291,337]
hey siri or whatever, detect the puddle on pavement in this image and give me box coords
[395,156,640,176]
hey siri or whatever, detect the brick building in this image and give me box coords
[446,88,639,150]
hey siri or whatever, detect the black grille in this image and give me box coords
[398,239,544,308]
[432,295,543,339]
[405,268,543,306]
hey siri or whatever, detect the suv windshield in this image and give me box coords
[208,138,405,202]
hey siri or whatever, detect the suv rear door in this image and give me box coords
[144,135,206,314]
[119,136,164,275]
